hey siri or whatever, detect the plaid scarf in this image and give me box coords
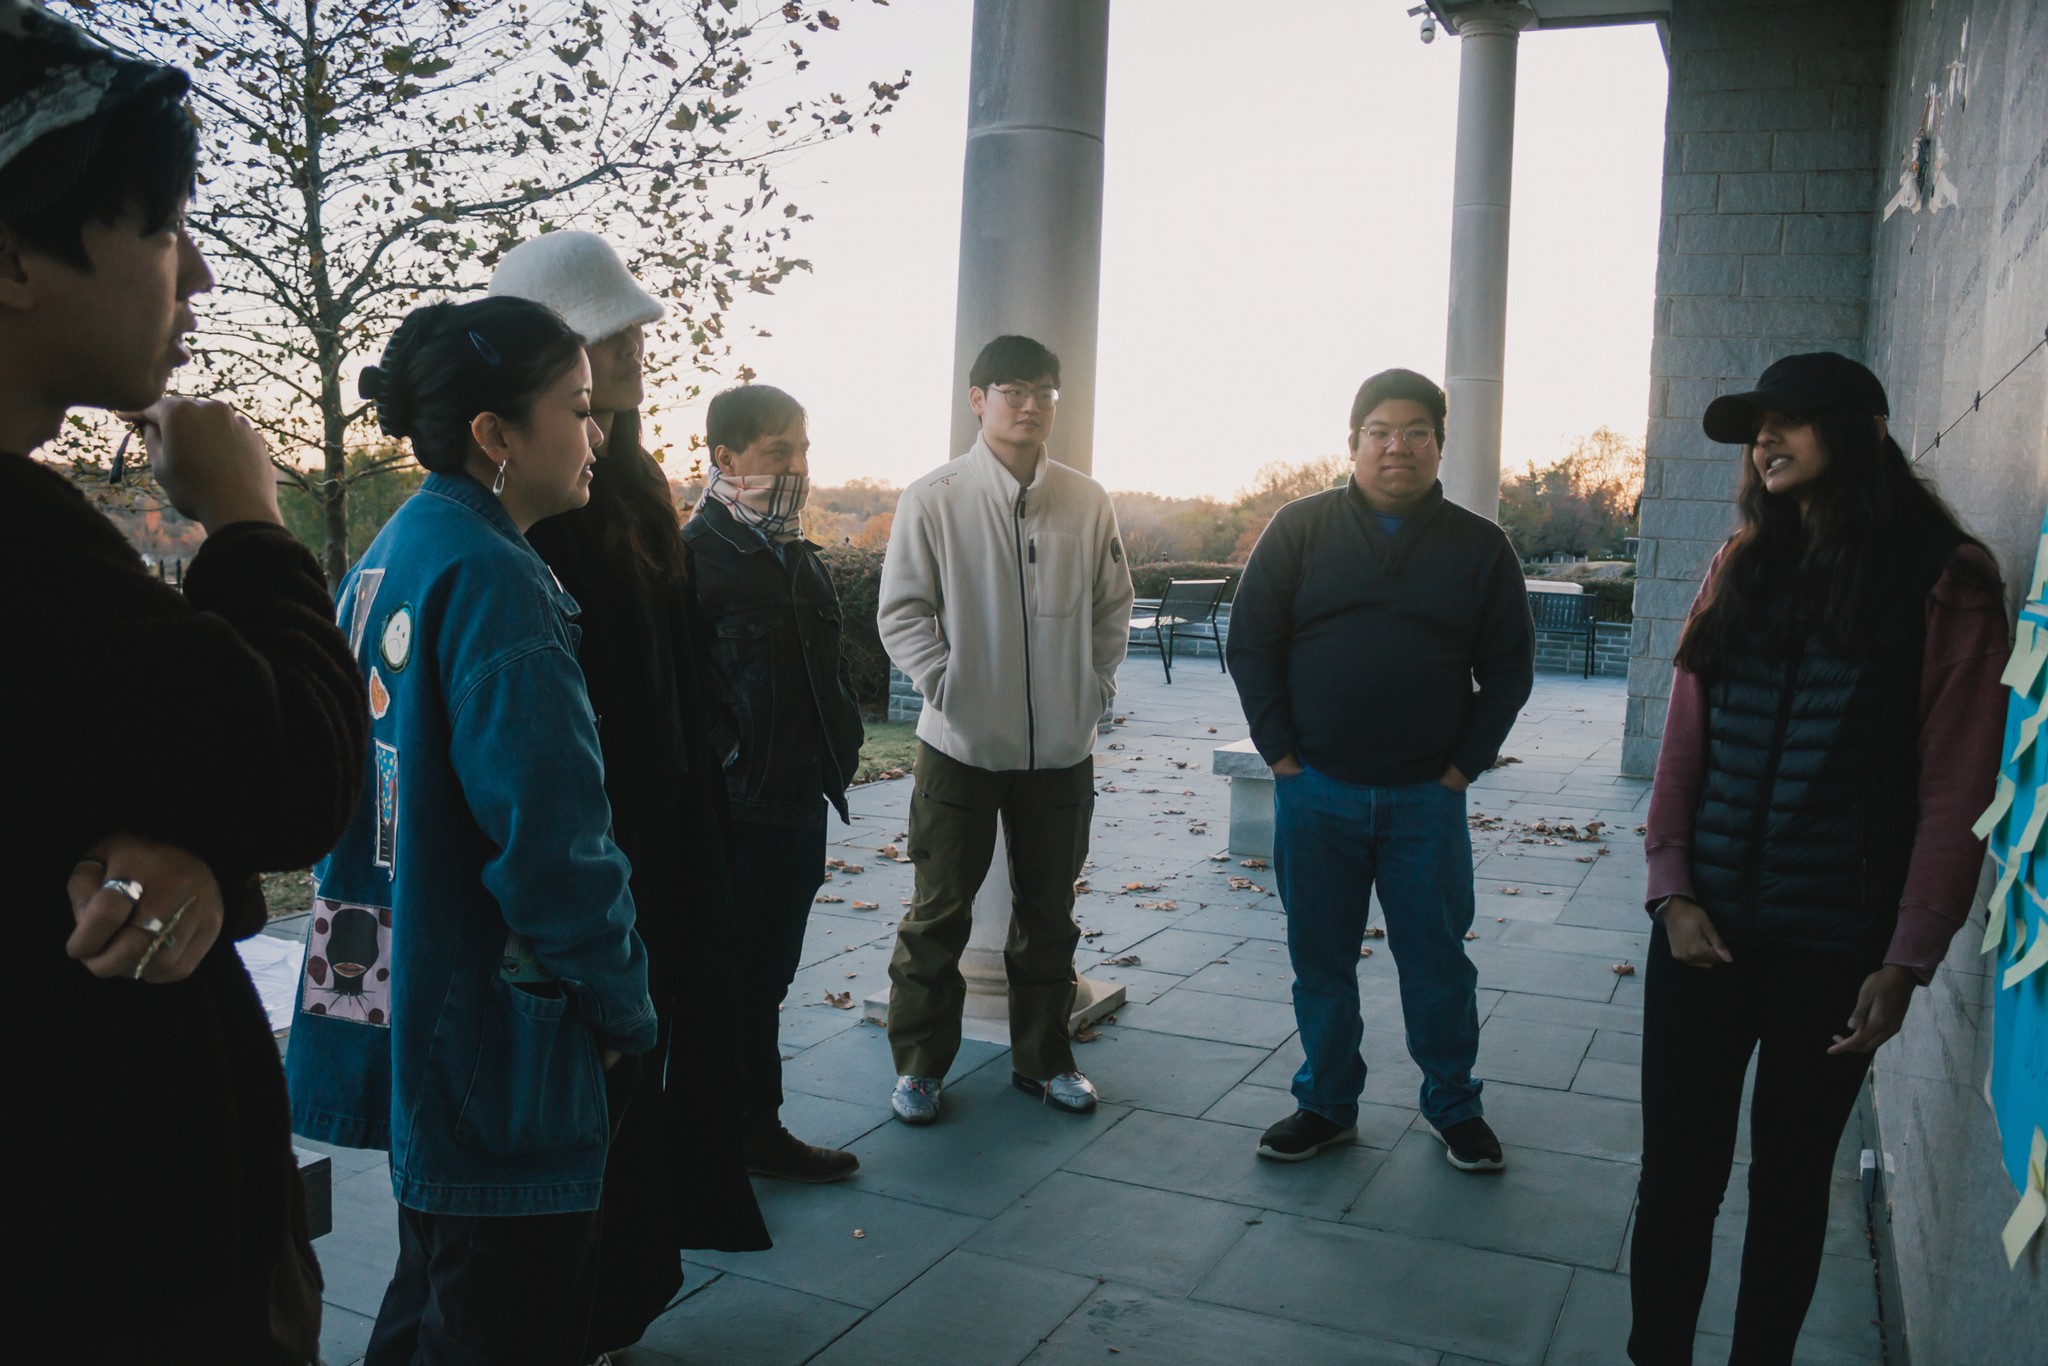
[702,467,809,543]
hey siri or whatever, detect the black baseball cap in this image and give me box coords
[1701,352,1890,444]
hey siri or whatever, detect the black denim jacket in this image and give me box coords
[684,498,864,826]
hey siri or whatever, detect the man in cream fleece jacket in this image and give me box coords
[877,334,1134,1124]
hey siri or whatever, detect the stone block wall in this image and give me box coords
[1623,0,1894,778]
[887,665,923,723]
[1857,1,2048,1356]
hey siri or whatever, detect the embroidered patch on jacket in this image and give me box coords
[367,666,390,720]
[1110,537,1123,563]
[379,603,414,673]
[373,739,399,873]
[301,894,393,1025]
[345,568,385,656]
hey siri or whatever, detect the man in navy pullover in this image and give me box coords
[1227,368,1534,1170]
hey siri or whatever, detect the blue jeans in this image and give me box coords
[1272,764,1483,1130]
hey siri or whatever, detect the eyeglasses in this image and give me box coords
[1360,425,1436,450]
[987,384,1060,409]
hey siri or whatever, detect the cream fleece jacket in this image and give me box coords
[878,437,1135,772]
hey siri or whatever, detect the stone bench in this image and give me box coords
[1212,737,1274,858]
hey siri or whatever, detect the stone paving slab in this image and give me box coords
[296,669,1885,1364]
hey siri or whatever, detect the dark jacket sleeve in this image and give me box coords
[1226,510,1303,765]
[1449,530,1536,782]
[41,516,368,877]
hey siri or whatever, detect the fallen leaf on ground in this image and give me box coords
[815,894,844,904]
[844,971,856,979]
[1140,787,1160,794]
[1137,899,1179,910]
[1240,858,1268,870]
[823,991,854,1009]
[1075,1025,1101,1043]
[1612,962,1636,976]
[1360,946,1375,958]
[1633,824,1647,835]
[1499,887,1522,895]
[1209,959,1229,965]
[826,857,845,869]
[1099,784,1119,793]
[1464,931,1479,940]
[853,900,878,910]
[1107,742,1126,751]
[878,843,901,858]
[1074,879,1092,894]
[1104,953,1142,966]
[1163,808,1185,815]
[852,1228,866,1239]
[841,864,864,874]
[1113,716,1126,724]
[1490,755,1521,768]
[1576,855,1595,863]
[1208,853,1230,862]
[1081,929,1104,940]
[1207,727,1218,733]
[1124,882,1160,892]
[1364,925,1385,939]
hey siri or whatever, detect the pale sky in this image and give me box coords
[650,1,1671,498]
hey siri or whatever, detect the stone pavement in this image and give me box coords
[287,666,1887,1365]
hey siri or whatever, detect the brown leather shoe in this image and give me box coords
[744,1123,860,1183]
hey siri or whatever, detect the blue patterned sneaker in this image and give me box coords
[891,1074,942,1125]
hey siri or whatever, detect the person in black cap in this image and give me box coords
[2,1,367,1359]
[1630,352,2009,1362]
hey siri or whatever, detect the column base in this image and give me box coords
[861,973,1127,1047]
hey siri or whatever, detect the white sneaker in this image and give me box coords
[891,1074,942,1124]
[1013,1069,1098,1113]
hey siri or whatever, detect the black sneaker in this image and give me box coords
[1436,1116,1507,1172]
[1255,1109,1357,1162]
[744,1123,860,1183]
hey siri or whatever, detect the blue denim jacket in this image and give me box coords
[286,472,657,1216]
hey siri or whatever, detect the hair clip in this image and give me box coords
[468,331,502,366]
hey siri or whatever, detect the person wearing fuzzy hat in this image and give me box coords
[490,231,772,1357]
[3,2,367,1358]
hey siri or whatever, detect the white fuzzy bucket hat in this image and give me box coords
[488,231,665,344]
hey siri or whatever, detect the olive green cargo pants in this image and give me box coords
[886,741,1095,1082]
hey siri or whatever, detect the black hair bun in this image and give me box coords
[362,303,457,439]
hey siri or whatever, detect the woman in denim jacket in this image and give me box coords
[285,296,657,1366]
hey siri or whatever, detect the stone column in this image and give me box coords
[867,0,1124,1053]
[1440,3,1536,522]
[948,0,1110,476]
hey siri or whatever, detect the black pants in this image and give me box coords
[364,1203,602,1366]
[730,814,830,1133]
[1628,920,1875,1365]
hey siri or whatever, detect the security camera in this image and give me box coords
[1407,5,1438,44]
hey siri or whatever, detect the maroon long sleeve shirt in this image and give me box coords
[1644,544,2010,982]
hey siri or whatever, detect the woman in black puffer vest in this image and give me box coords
[1630,353,2009,1364]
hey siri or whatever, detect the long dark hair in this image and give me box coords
[1676,404,1993,676]
[358,297,584,473]
[581,407,689,584]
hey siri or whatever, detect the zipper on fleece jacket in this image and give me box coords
[1013,488,1037,769]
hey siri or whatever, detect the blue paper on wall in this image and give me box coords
[1988,580,2048,1192]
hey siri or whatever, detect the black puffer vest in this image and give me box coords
[1689,527,1962,961]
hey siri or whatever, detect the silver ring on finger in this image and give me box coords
[103,878,146,904]
[125,917,165,937]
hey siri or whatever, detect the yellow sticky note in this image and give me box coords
[2014,696,2048,764]
[2002,634,2048,695]
[1998,634,2048,696]
[2018,794,2048,857]
[2003,911,2048,988]
[2001,1128,2047,1268]
[1975,777,2018,841]
[1984,856,2022,954]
